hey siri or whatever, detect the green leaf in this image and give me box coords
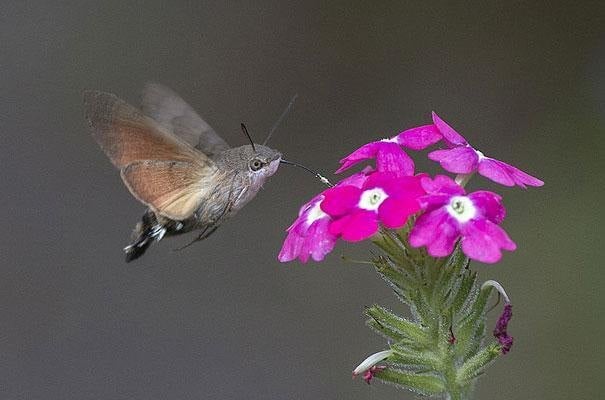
[373,256,416,297]
[367,318,406,342]
[375,368,445,395]
[390,344,441,370]
[365,305,428,345]
[450,269,477,315]
[457,344,501,385]
[432,250,469,308]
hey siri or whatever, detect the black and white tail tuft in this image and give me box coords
[124,211,166,263]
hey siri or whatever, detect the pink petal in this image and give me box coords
[396,124,442,150]
[364,171,396,189]
[420,175,465,196]
[378,197,420,228]
[431,112,468,146]
[384,176,425,199]
[362,172,391,191]
[329,211,379,242]
[409,208,459,257]
[321,186,361,216]
[336,142,377,174]
[278,228,305,262]
[375,143,415,176]
[279,217,337,263]
[336,141,413,176]
[478,158,544,188]
[338,169,372,188]
[279,194,338,263]
[428,146,479,174]
[417,193,452,211]
[460,219,516,263]
[300,218,337,262]
[468,191,506,224]
[364,173,424,198]
[476,158,515,186]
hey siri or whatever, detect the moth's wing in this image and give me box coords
[84,90,207,168]
[84,90,217,220]
[141,83,230,156]
[121,160,217,221]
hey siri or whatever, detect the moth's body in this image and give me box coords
[84,84,282,261]
[132,145,281,250]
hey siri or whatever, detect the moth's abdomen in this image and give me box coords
[191,179,240,226]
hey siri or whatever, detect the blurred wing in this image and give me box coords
[121,160,217,220]
[84,90,208,168]
[141,83,230,156]
[84,90,218,219]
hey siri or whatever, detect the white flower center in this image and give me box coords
[358,188,388,211]
[306,201,327,225]
[446,195,476,223]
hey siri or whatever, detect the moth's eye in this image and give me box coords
[250,158,263,171]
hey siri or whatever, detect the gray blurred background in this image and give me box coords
[1,1,603,399]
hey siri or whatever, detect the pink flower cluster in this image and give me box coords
[278,112,543,264]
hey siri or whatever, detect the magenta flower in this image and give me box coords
[336,139,414,177]
[321,172,425,242]
[494,303,514,354]
[278,171,370,263]
[426,112,544,188]
[409,175,516,263]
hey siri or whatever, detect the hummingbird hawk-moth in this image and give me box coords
[84,83,292,262]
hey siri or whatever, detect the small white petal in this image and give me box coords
[481,280,511,303]
[353,350,393,375]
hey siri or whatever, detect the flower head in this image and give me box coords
[278,171,370,263]
[321,172,425,242]
[336,139,414,177]
[426,112,544,188]
[409,175,516,263]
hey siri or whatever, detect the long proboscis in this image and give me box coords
[263,94,298,145]
[280,159,333,187]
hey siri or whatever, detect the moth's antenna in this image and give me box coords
[280,159,333,187]
[263,94,298,145]
[240,123,256,152]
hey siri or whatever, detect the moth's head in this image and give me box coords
[240,144,282,179]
